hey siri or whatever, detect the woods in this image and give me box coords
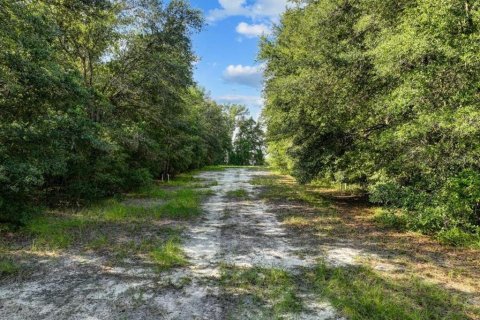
[0,0,263,223]
[260,0,480,243]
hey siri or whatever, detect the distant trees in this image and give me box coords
[230,117,265,166]
[0,0,234,223]
[261,0,480,238]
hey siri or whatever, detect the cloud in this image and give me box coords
[208,0,289,22]
[223,64,265,88]
[236,22,272,38]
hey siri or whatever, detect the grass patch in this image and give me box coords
[22,175,211,251]
[220,265,302,319]
[226,189,249,199]
[0,258,19,277]
[150,238,187,271]
[131,184,170,199]
[310,262,477,320]
[156,189,207,219]
[26,215,88,250]
[251,175,330,208]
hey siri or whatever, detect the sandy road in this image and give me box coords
[0,168,341,319]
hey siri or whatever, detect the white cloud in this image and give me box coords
[223,64,265,88]
[208,0,289,22]
[236,22,272,38]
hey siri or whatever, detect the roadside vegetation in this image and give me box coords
[253,172,480,320]
[0,0,265,226]
[0,170,221,278]
[261,0,480,244]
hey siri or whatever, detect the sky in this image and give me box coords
[188,0,290,119]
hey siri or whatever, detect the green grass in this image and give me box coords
[131,184,170,198]
[0,258,19,277]
[22,172,214,251]
[156,189,207,219]
[251,175,330,208]
[226,189,249,199]
[27,215,87,250]
[220,265,303,319]
[150,238,187,271]
[310,262,476,320]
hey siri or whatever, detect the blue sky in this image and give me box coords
[188,0,289,119]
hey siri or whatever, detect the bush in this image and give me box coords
[374,209,407,231]
[437,227,480,248]
[124,168,153,189]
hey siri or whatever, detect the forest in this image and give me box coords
[261,0,480,244]
[0,0,264,224]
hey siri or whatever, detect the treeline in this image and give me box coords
[261,0,480,240]
[0,0,262,223]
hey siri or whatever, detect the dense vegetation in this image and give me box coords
[0,0,264,224]
[261,0,480,242]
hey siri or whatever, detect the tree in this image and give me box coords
[0,0,233,223]
[230,117,265,166]
[260,0,480,236]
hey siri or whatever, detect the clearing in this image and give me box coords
[0,168,479,319]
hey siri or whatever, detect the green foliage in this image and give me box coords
[0,0,232,223]
[230,117,265,166]
[437,227,480,248]
[374,209,408,231]
[261,0,480,240]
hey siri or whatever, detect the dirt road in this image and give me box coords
[0,168,342,319]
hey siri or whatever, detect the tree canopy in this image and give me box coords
[260,0,480,236]
[0,0,260,223]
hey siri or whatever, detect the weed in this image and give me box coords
[150,238,187,271]
[437,227,480,248]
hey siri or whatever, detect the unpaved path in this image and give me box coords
[0,168,341,319]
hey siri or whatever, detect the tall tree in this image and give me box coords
[261,0,480,235]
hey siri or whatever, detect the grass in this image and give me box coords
[156,189,206,219]
[220,265,303,319]
[226,189,249,199]
[19,172,215,251]
[253,171,480,319]
[310,262,476,320]
[0,258,19,277]
[251,175,330,208]
[150,238,188,271]
[27,215,87,250]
